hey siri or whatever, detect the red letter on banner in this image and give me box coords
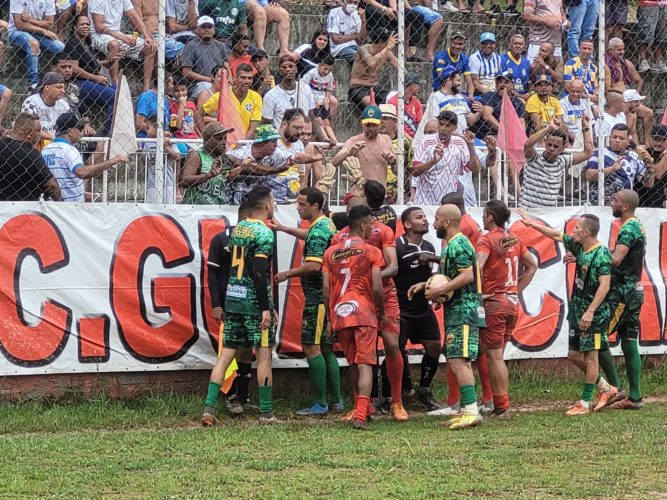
[0,213,71,366]
[110,214,197,362]
[78,315,110,362]
[509,219,566,351]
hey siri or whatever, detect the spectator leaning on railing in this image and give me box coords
[21,72,71,148]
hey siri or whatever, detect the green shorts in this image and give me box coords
[607,284,644,340]
[445,324,479,361]
[301,304,333,345]
[223,312,275,349]
[569,329,609,352]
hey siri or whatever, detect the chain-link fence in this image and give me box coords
[0,0,665,207]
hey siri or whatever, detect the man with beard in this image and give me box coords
[637,124,667,207]
[528,41,563,88]
[378,104,412,204]
[432,32,473,100]
[475,71,526,140]
[408,204,485,429]
[526,75,564,133]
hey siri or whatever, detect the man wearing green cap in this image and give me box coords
[332,105,395,190]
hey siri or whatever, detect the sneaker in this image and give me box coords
[330,401,345,413]
[653,61,667,73]
[565,401,590,416]
[295,402,329,417]
[428,403,461,417]
[488,4,502,15]
[448,414,483,430]
[201,406,218,427]
[479,400,495,415]
[607,389,626,406]
[352,419,368,430]
[390,402,409,421]
[440,1,459,12]
[638,60,652,73]
[416,388,442,411]
[340,409,374,422]
[503,4,520,16]
[593,386,618,412]
[259,412,281,424]
[225,395,244,416]
[608,398,644,410]
[490,408,510,419]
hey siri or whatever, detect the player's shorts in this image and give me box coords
[399,311,441,347]
[223,312,275,349]
[378,288,400,336]
[480,294,519,350]
[301,304,333,345]
[336,326,378,365]
[445,324,479,361]
[91,33,146,60]
[313,105,331,120]
[569,329,609,352]
[607,283,644,340]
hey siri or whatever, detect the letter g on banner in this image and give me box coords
[0,212,72,367]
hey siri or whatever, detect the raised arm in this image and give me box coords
[517,208,564,242]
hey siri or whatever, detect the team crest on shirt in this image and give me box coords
[231,7,238,15]
[500,236,518,249]
[332,248,363,262]
[335,301,358,318]
[446,334,454,343]
[245,103,253,111]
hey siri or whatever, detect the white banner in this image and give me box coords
[0,202,665,376]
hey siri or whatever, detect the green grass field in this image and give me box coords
[1,366,666,498]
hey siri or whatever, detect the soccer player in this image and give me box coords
[322,205,386,430]
[365,180,397,233]
[519,211,612,416]
[207,200,254,416]
[476,200,537,417]
[201,186,278,426]
[409,204,486,430]
[395,207,443,410]
[597,189,646,410]
[333,196,408,421]
[274,187,343,416]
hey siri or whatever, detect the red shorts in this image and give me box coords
[337,326,378,365]
[480,294,518,350]
[379,288,400,336]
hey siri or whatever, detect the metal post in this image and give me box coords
[596,0,606,206]
[155,0,166,204]
[396,0,405,205]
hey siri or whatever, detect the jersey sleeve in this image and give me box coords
[596,248,613,277]
[563,60,574,81]
[380,224,395,247]
[202,93,219,116]
[468,55,481,76]
[304,226,330,263]
[369,245,385,269]
[255,225,274,259]
[616,223,637,248]
[452,238,475,271]
[66,146,85,172]
[476,234,492,255]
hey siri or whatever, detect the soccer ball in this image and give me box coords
[426,274,453,303]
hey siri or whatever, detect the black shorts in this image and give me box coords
[399,311,441,347]
[313,105,331,120]
[348,85,388,108]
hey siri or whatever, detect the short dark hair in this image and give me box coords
[437,110,458,126]
[363,180,385,209]
[580,38,594,45]
[298,186,324,209]
[282,108,307,124]
[548,129,568,144]
[251,49,269,62]
[236,63,254,75]
[580,213,600,236]
[440,192,465,213]
[230,32,250,48]
[53,52,70,65]
[321,54,335,66]
[245,185,273,209]
[485,199,511,227]
[612,123,630,134]
[347,205,372,230]
[401,206,423,226]
[238,198,253,217]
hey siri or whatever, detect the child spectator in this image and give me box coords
[170,82,200,156]
[301,54,338,144]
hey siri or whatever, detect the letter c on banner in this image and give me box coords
[110,214,198,363]
[0,212,72,366]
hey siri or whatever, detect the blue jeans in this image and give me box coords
[76,79,116,135]
[8,31,65,86]
[567,0,599,57]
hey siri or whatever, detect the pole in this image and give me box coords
[396,0,405,205]
[596,0,606,206]
[155,0,166,204]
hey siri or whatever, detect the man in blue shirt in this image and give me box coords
[433,31,473,97]
[135,74,174,136]
[469,32,502,97]
[500,34,531,100]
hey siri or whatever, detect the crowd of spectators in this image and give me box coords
[0,0,665,208]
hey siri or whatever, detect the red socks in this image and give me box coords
[476,353,493,402]
[355,396,370,423]
[385,353,404,404]
[493,393,510,410]
[446,365,460,405]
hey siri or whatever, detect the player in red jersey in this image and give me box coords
[476,200,537,417]
[323,205,386,430]
[332,196,408,421]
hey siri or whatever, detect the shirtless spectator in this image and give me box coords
[331,105,395,188]
[348,32,398,109]
[165,0,198,61]
[529,42,563,88]
[88,0,156,91]
[605,38,654,144]
[594,91,627,141]
[522,0,567,62]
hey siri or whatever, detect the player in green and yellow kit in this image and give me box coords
[275,187,343,416]
[520,211,613,416]
[202,186,278,426]
[408,204,486,430]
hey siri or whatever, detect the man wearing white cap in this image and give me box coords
[623,89,649,146]
[181,17,231,99]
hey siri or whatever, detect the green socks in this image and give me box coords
[582,383,595,403]
[622,338,642,401]
[307,354,328,407]
[323,350,342,404]
[599,349,622,388]
[460,384,477,407]
[205,382,222,408]
[258,385,273,414]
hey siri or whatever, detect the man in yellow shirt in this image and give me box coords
[196,64,262,138]
[525,75,563,133]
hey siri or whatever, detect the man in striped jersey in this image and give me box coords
[469,33,502,96]
[519,115,593,207]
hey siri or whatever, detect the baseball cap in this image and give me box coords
[41,72,65,89]
[623,89,646,103]
[252,124,280,143]
[651,124,667,139]
[480,32,496,43]
[379,104,397,119]
[450,31,466,40]
[197,16,215,27]
[202,122,234,141]
[432,63,459,90]
[55,112,85,134]
[495,69,513,81]
[535,74,553,84]
[405,72,424,86]
[360,105,382,125]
